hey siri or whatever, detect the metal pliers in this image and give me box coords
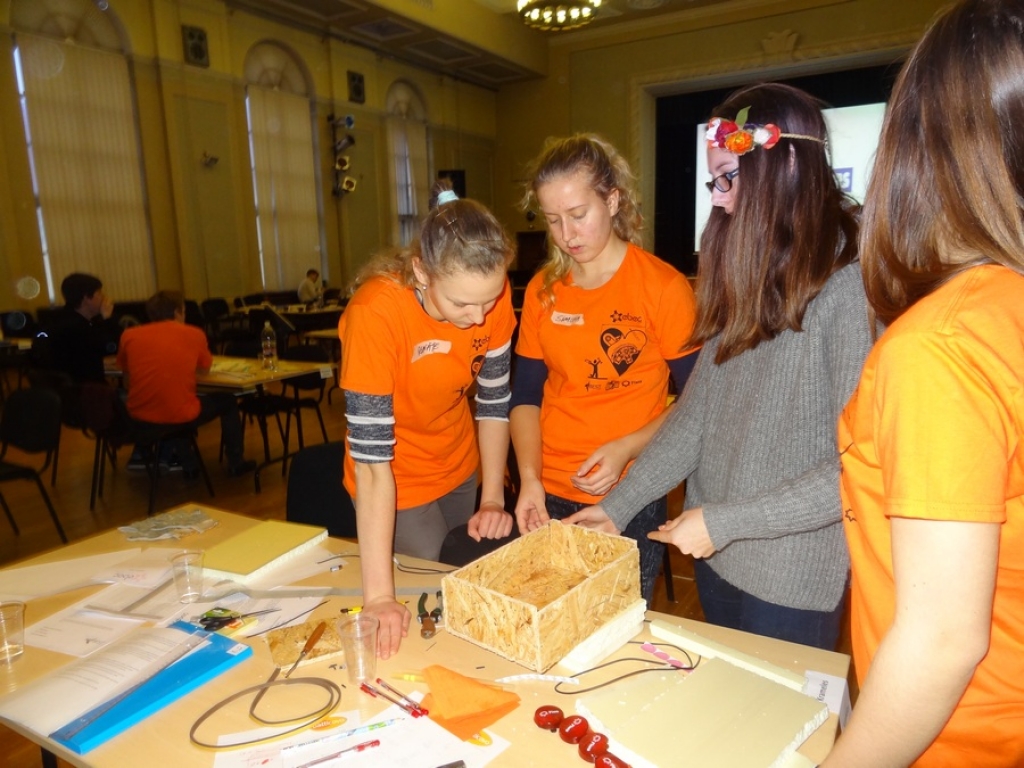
[417,590,443,638]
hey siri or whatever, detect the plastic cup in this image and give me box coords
[0,601,25,663]
[170,550,205,604]
[337,615,379,683]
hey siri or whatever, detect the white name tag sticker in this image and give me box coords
[412,339,453,362]
[551,311,584,326]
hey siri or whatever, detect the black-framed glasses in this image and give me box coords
[705,168,740,194]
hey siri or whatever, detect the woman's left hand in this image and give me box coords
[570,439,632,496]
[467,501,514,541]
[648,508,716,558]
[562,504,620,534]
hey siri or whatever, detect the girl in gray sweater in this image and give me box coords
[564,83,873,650]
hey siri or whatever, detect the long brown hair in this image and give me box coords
[520,134,642,304]
[351,179,514,293]
[693,83,859,363]
[860,0,1024,325]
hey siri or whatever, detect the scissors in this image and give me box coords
[199,607,280,631]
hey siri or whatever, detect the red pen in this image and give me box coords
[360,681,427,717]
[296,738,380,768]
[375,677,428,716]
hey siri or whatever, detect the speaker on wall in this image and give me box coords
[182,25,210,69]
[347,71,365,104]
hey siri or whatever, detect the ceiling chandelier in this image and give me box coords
[518,0,602,32]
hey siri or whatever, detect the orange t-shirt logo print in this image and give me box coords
[600,327,648,376]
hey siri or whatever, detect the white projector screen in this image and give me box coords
[692,102,887,253]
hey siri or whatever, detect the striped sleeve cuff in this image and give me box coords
[474,341,511,421]
[345,391,396,462]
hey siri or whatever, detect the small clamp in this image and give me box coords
[417,590,443,639]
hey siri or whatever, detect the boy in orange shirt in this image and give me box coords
[117,291,255,477]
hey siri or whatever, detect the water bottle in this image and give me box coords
[260,321,277,370]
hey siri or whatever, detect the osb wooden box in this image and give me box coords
[441,521,640,672]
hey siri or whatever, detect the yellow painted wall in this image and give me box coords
[0,0,956,313]
[0,0,500,312]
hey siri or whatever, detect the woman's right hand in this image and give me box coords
[362,595,411,659]
[514,477,550,534]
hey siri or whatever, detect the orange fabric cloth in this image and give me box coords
[338,277,517,509]
[117,320,212,424]
[515,244,698,502]
[839,265,1024,767]
[421,664,520,741]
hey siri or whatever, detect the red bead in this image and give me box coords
[578,732,610,762]
[595,753,631,768]
[558,714,589,744]
[533,705,564,731]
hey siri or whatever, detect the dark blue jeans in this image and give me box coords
[545,494,666,604]
[693,558,844,650]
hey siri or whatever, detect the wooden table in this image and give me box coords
[199,358,336,491]
[199,355,334,392]
[0,506,848,767]
[103,355,334,393]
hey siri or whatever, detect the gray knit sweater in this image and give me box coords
[602,263,872,611]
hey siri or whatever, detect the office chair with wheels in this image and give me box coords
[0,388,68,542]
[285,441,357,539]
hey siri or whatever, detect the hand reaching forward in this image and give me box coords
[647,507,716,559]
[562,504,620,535]
[361,595,411,659]
[514,477,550,534]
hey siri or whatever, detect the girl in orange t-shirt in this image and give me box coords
[339,181,517,658]
[825,1,1024,765]
[509,135,699,601]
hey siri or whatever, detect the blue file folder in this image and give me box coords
[49,621,252,754]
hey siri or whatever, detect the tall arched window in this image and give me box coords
[244,42,323,292]
[10,0,155,303]
[385,82,429,246]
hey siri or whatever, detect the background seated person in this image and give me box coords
[297,268,322,304]
[116,290,256,477]
[36,272,120,384]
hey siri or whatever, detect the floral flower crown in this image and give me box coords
[706,107,825,156]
